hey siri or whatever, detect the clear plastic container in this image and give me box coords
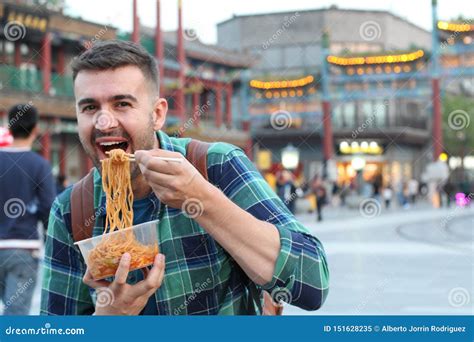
[75,220,159,280]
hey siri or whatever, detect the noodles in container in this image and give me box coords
[75,149,159,280]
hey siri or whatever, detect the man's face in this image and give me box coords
[74,65,167,179]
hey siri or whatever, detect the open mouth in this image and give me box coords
[96,138,131,159]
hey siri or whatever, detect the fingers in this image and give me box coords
[142,169,175,188]
[133,254,166,296]
[114,253,131,286]
[135,150,183,176]
[83,269,111,289]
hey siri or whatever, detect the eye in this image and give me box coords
[116,101,131,108]
[81,104,97,113]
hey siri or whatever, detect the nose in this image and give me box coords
[94,111,118,131]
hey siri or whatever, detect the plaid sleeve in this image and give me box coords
[207,144,329,311]
[40,194,94,315]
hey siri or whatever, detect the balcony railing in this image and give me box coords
[251,112,428,132]
[0,65,74,97]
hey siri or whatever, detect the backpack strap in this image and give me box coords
[70,169,95,243]
[186,139,211,180]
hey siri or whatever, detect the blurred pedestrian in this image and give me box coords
[0,104,56,315]
[276,170,297,214]
[442,180,455,208]
[383,185,393,209]
[311,176,327,222]
[408,178,419,204]
[56,174,68,195]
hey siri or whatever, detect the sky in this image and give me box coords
[65,0,474,45]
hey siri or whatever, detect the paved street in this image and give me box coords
[284,206,474,315]
[8,205,474,316]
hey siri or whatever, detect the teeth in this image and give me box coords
[99,141,123,146]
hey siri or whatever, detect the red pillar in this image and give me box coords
[14,42,21,67]
[192,90,200,126]
[322,100,334,161]
[132,0,140,44]
[59,134,66,175]
[432,78,443,160]
[225,84,232,128]
[57,46,65,75]
[155,0,164,94]
[176,0,186,122]
[41,32,52,95]
[40,130,51,161]
[215,83,222,128]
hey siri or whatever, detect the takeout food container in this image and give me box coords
[75,220,159,280]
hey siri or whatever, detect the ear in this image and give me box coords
[151,97,168,131]
[30,125,39,139]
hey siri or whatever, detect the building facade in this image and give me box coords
[0,0,252,182]
[218,5,473,188]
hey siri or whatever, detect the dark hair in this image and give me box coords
[71,40,159,93]
[57,174,66,184]
[8,103,39,139]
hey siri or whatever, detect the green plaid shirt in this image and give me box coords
[41,131,329,315]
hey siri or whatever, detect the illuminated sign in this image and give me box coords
[339,141,383,155]
[0,4,49,35]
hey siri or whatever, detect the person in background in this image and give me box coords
[311,176,327,222]
[442,180,455,208]
[383,185,393,209]
[407,178,419,204]
[276,170,297,214]
[0,104,56,315]
[56,174,68,195]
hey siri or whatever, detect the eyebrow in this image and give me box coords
[77,94,138,107]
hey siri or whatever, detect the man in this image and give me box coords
[41,40,329,315]
[0,104,56,315]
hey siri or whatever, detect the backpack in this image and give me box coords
[70,139,283,315]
